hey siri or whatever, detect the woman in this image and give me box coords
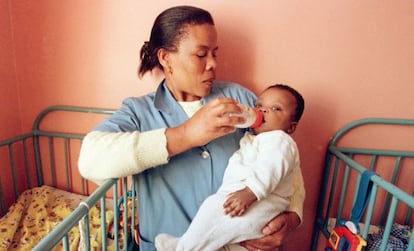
[78,5,304,251]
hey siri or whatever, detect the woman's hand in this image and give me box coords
[166,98,244,157]
[239,212,300,251]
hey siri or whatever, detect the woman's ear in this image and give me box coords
[157,48,169,69]
[287,122,298,134]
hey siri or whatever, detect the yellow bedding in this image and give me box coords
[0,185,115,251]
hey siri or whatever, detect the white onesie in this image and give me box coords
[156,130,301,251]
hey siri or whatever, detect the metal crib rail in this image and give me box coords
[1,105,124,249]
[31,105,115,191]
[311,118,414,251]
[32,178,118,251]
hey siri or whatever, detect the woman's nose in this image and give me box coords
[206,55,217,70]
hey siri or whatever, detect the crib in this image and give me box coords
[0,106,139,250]
[311,118,414,251]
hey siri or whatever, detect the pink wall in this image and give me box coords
[1,1,414,250]
[0,0,21,138]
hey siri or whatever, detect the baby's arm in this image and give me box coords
[223,187,258,217]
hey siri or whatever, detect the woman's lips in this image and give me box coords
[204,77,215,83]
[203,79,214,87]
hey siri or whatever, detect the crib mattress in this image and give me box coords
[0,185,116,250]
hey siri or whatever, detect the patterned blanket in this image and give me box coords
[366,223,411,251]
[0,185,114,251]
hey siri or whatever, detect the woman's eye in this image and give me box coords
[196,51,208,58]
[197,51,217,58]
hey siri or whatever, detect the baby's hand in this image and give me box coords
[223,187,257,217]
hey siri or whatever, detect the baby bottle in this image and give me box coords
[230,104,263,128]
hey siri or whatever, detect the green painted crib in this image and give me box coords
[0,106,138,250]
[311,118,414,251]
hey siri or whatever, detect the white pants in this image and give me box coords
[175,191,288,251]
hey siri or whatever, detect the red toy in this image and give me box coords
[325,226,367,251]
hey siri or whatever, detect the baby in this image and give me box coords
[156,84,305,251]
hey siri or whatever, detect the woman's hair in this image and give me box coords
[266,84,305,122]
[138,6,214,78]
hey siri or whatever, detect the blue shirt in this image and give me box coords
[94,80,256,250]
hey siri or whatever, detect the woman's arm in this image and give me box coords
[78,129,169,184]
[78,97,247,183]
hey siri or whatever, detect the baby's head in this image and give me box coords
[253,84,304,135]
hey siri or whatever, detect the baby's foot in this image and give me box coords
[155,233,179,251]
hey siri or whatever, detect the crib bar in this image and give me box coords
[330,118,414,145]
[31,105,115,131]
[63,138,71,190]
[62,235,70,251]
[372,175,414,207]
[391,157,402,184]
[361,183,378,238]
[368,154,377,171]
[81,167,88,196]
[380,197,399,250]
[0,132,33,144]
[8,144,19,199]
[35,131,84,139]
[48,137,57,187]
[336,162,351,222]
[379,157,402,225]
[131,177,137,241]
[329,148,371,173]
[334,146,414,158]
[33,134,43,185]
[123,177,129,249]
[319,156,337,234]
[408,227,414,251]
[80,214,91,250]
[101,197,107,251]
[22,139,31,188]
[113,182,120,250]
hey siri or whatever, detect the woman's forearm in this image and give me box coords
[78,129,168,184]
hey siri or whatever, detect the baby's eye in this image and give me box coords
[271,106,282,112]
[254,104,262,109]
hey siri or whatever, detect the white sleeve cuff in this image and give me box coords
[137,128,169,167]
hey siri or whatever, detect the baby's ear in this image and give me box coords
[287,122,298,134]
